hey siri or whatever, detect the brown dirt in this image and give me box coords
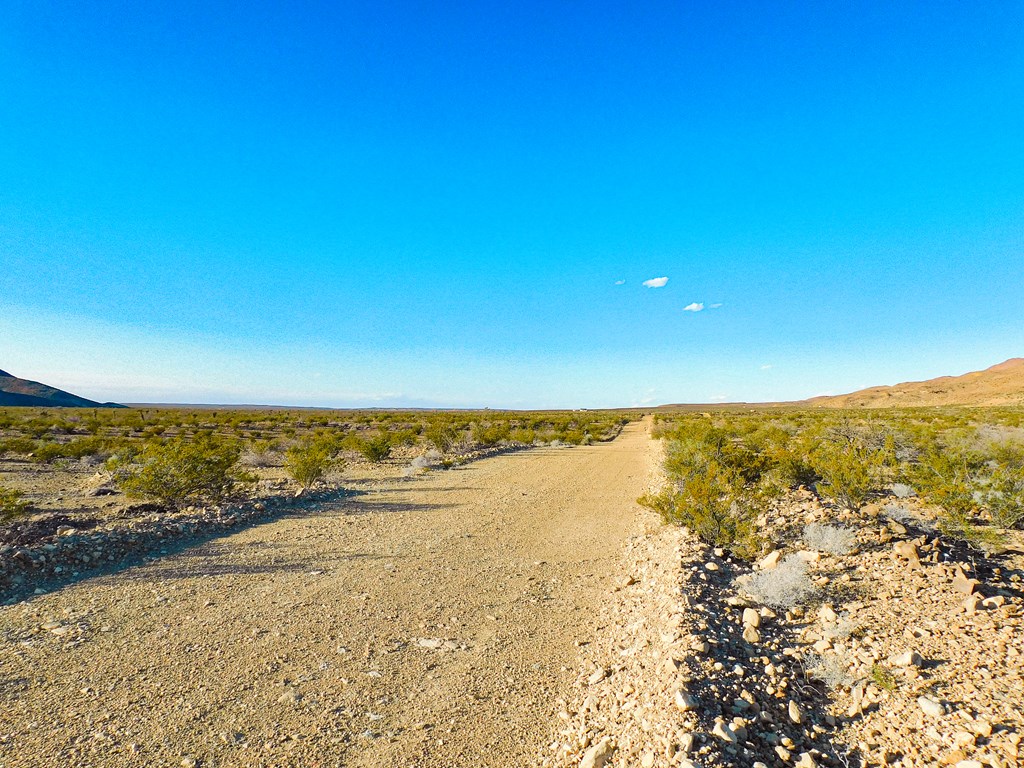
[0,422,656,767]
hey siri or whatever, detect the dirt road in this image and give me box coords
[0,422,655,767]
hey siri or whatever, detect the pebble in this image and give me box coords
[788,700,802,724]
[742,607,761,627]
[673,689,698,712]
[917,696,944,717]
[891,650,924,667]
[759,550,782,570]
[711,719,738,743]
[579,737,615,768]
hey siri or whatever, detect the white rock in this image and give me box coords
[674,689,698,712]
[579,737,615,768]
[711,719,738,743]
[788,700,802,724]
[759,550,782,570]
[917,696,944,717]
[587,667,608,685]
[795,753,817,768]
[742,625,760,643]
[677,732,695,754]
[890,650,924,667]
[742,607,761,627]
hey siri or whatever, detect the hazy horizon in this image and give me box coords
[3,3,1023,408]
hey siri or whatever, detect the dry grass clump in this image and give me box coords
[744,555,815,609]
[803,522,857,555]
[805,652,852,690]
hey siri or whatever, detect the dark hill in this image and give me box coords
[0,370,124,408]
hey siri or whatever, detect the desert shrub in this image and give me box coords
[912,449,977,518]
[32,436,111,464]
[425,425,459,453]
[0,483,29,521]
[770,447,819,488]
[411,449,443,471]
[285,442,342,488]
[890,482,915,499]
[744,555,815,608]
[975,464,1024,529]
[108,439,253,507]
[803,523,857,555]
[358,433,393,463]
[639,461,760,559]
[240,440,281,468]
[509,428,536,445]
[911,449,1005,548]
[811,441,885,511]
[0,437,37,456]
[805,652,852,690]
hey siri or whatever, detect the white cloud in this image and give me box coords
[760,364,773,371]
[709,302,723,309]
[642,276,669,288]
[683,302,704,312]
[710,394,729,402]
[614,279,626,285]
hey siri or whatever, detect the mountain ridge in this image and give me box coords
[0,370,124,408]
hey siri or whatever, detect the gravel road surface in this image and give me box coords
[0,422,654,768]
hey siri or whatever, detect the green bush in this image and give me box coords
[31,436,112,464]
[425,424,459,453]
[358,434,393,463]
[285,442,343,487]
[913,449,1006,549]
[811,441,885,511]
[108,439,253,507]
[639,461,760,559]
[979,464,1024,529]
[0,483,29,521]
[0,437,37,456]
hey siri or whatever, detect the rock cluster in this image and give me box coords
[538,489,1023,768]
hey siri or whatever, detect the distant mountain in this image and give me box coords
[0,370,124,408]
[807,358,1024,408]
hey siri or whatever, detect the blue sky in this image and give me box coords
[2,2,1023,408]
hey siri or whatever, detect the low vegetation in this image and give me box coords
[0,482,29,521]
[647,406,1024,557]
[106,439,254,507]
[0,406,634,520]
[284,440,343,488]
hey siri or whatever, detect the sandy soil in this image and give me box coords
[0,422,655,768]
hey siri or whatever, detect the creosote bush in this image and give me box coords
[285,442,343,488]
[811,442,885,511]
[108,439,253,507]
[640,461,761,560]
[0,483,29,521]
[358,434,393,463]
